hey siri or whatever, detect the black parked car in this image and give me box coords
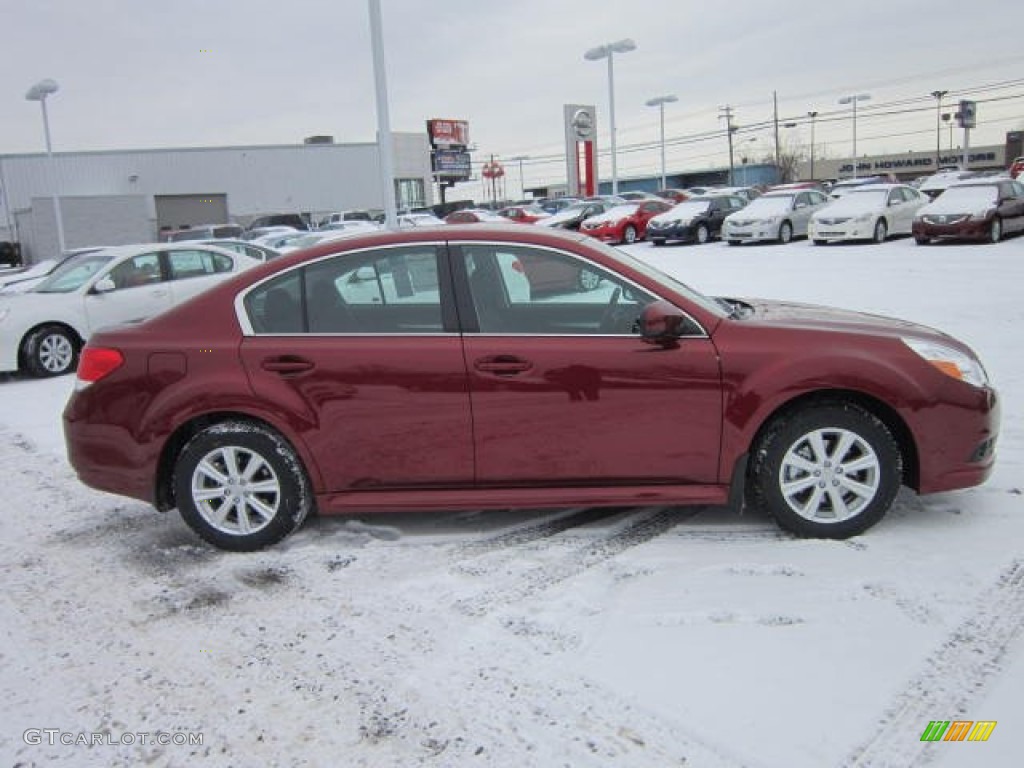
[537,201,614,231]
[646,195,747,245]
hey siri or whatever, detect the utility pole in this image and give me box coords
[930,90,948,170]
[773,90,781,173]
[719,106,736,185]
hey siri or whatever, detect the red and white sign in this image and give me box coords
[427,119,470,148]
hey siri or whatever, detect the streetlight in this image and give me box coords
[584,38,637,196]
[367,0,397,229]
[838,93,871,178]
[807,111,819,180]
[510,155,530,199]
[644,94,677,190]
[930,90,948,169]
[25,78,66,254]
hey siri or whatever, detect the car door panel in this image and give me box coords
[239,245,474,492]
[455,243,723,486]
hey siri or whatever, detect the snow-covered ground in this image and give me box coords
[2,234,1022,767]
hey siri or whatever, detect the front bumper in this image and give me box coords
[808,219,874,242]
[646,222,700,243]
[913,218,991,241]
[722,222,779,243]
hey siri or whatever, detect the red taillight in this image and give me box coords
[77,347,124,384]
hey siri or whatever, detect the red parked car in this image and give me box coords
[64,225,998,551]
[578,200,672,244]
[497,204,550,224]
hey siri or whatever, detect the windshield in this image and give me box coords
[937,185,998,205]
[829,188,890,210]
[34,253,114,293]
[584,238,727,320]
[740,195,794,215]
[665,200,710,217]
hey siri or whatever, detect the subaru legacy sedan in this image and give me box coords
[64,225,998,551]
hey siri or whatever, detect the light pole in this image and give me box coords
[838,93,871,178]
[645,94,677,190]
[807,111,819,180]
[25,78,66,254]
[367,0,397,229]
[930,90,948,170]
[510,155,529,199]
[584,38,636,196]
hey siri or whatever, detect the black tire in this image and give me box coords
[22,324,79,377]
[651,239,665,247]
[727,240,741,247]
[748,401,902,539]
[914,235,929,245]
[778,221,793,244]
[812,239,826,246]
[622,225,637,244]
[987,217,1002,244]
[577,268,601,291]
[696,224,710,244]
[174,421,313,551]
[872,218,888,244]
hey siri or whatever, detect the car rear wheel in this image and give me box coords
[696,224,710,244]
[749,401,901,539]
[175,421,313,551]
[778,221,793,244]
[872,219,888,244]
[22,324,79,378]
[623,225,637,244]
[987,217,1002,244]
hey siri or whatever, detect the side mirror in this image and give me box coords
[93,277,116,293]
[639,300,690,346]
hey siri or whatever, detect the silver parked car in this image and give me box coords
[723,189,832,245]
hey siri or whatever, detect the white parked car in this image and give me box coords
[397,213,445,228]
[0,247,111,295]
[0,243,260,377]
[276,225,381,255]
[808,184,929,245]
[723,189,832,245]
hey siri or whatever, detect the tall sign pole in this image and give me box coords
[368,0,397,229]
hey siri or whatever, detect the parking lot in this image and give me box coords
[2,233,1022,767]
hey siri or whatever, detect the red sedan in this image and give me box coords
[65,225,998,550]
[578,200,672,244]
[497,204,550,224]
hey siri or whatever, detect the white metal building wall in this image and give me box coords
[0,133,433,249]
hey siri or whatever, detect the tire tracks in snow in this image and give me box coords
[843,558,1024,767]
[453,506,700,616]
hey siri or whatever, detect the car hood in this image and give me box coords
[736,298,946,341]
[918,196,995,216]
[540,209,585,226]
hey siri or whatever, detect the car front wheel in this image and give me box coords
[987,217,1002,244]
[22,324,79,377]
[623,225,637,244]
[174,421,313,551]
[749,402,901,539]
[696,224,710,244]
[872,219,888,244]
[778,221,793,244]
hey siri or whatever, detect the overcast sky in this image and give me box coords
[3,0,1023,195]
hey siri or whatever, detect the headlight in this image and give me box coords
[0,306,9,323]
[902,338,989,387]
[853,212,873,222]
[970,208,995,221]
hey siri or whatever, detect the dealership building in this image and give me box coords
[0,133,434,263]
